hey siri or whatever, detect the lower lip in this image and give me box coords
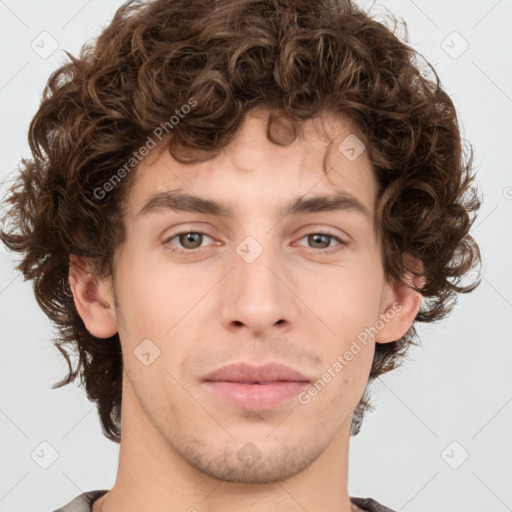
[202,381,309,410]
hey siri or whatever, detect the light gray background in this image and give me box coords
[1,1,511,511]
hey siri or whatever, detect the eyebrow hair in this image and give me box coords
[136,189,371,220]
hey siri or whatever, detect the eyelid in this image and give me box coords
[293,224,350,244]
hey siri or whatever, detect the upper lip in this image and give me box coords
[202,362,311,383]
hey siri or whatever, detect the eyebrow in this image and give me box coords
[136,189,371,220]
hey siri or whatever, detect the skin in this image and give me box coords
[69,107,422,512]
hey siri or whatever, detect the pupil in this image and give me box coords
[310,234,328,248]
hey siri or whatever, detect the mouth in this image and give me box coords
[201,362,311,410]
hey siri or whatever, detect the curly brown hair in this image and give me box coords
[0,0,481,442]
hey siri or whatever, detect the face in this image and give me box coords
[78,108,415,485]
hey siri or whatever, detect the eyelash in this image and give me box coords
[163,230,347,256]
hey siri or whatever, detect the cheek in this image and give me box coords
[304,270,380,387]
[114,251,175,338]
[116,263,219,364]
[308,268,382,333]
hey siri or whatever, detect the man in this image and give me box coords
[0,0,481,511]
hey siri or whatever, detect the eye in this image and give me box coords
[163,231,214,253]
[295,232,347,254]
[163,230,347,256]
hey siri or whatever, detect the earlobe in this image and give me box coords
[375,255,424,344]
[68,254,118,339]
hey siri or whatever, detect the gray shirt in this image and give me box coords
[51,490,397,512]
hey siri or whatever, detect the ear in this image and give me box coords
[68,254,118,338]
[375,254,424,344]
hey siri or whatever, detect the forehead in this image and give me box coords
[124,110,378,221]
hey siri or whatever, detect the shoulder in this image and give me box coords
[51,490,108,512]
[52,491,393,512]
[350,496,397,512]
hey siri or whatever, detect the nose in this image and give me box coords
[220,241,297,336]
